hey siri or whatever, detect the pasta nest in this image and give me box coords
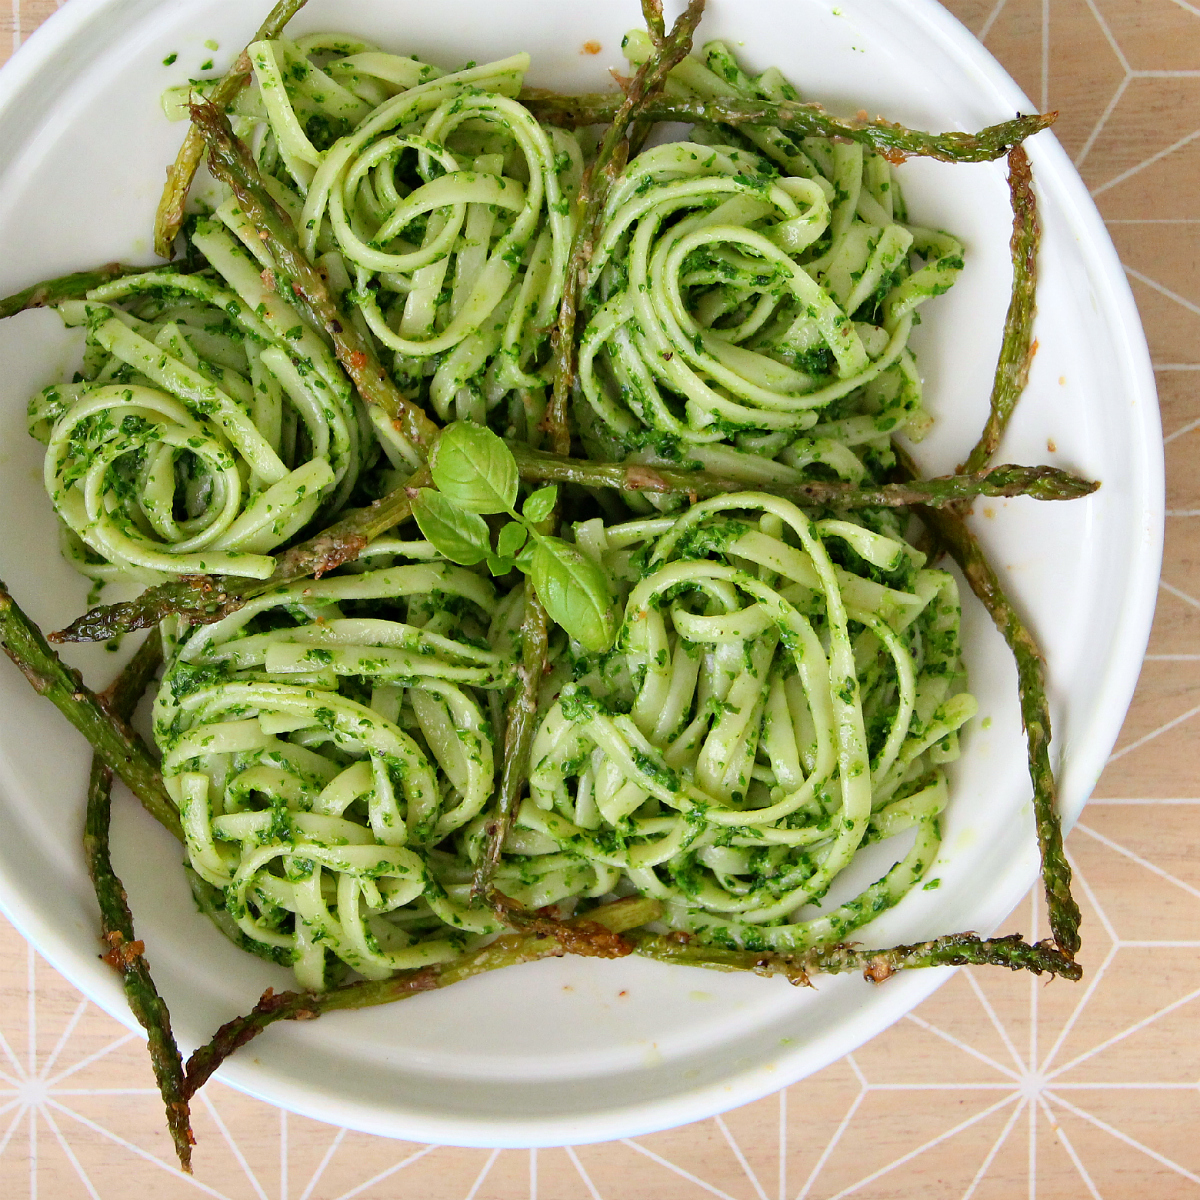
[30,260,365,583]
[152,559,517,989]
[579,138,963,453]
[523,494,977,952]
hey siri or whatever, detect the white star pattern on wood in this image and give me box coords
[1,0,1199,1195]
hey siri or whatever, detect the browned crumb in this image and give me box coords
[863,956,894,983]
[101,931,145,971]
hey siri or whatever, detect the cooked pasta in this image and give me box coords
[28,242,369,583]
[172,39,583,453]
[26,28,983,989]
[523,494,974,951]
[580,35,962,479]
[154,550,519,987]
[151,488,974,985]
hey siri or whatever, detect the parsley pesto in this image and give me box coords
[528,494,974,952]
[26,27,977,988]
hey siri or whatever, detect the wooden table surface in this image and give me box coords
[1,1,1196,1196]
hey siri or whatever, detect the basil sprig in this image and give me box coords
[411,423,617,651]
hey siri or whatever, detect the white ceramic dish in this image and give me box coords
[0,0,1161,1148]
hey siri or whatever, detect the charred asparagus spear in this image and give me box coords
[632,928,1082,983]
[961,145,1041,474]
[0,264,154,319]
[51,454,1096,646]
[0,582,181,840]
[900,137,1081,959]
[523,90,1055,165]
[85,632,194,1170]
[153,0,311,258]
[488,1,706,897]
[512,448,1098,506]
[546,0,707,452]
[184,900,1080,1099]
[189,98,441,455]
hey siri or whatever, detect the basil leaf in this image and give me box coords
[487,553,516,576]
[514,540,536,573]
[529,536,617,652]
[411,488,491,566]
[430,421,519,514]
[522,485,558,524]
[497,521,528,559]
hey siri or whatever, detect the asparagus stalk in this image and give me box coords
[85,632,194,1171]
[961,146,1040,474]
[512,448,1098,506]
[642,0,667,45]
[487,890,648,955]
[53,451,1097,646]
[153,0,311,258]
[546,0,706,453]
[522,90,1055,164]
[189,99,441,454]
[473,589,550,896]
[0,581,182,840]
[87,757,194,1167]
[904,141,1079,958]
[0,264,154,320]
[182,891,1077,1102]
[53,576,252,646]
[184,896,1077,1103]
[896,448,1080,958]
[499,6,697,881]
[52,465,431,643]
[632,929,1082,982]
[183,895,660,1095]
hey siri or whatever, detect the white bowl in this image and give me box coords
[0,0,1161,1147]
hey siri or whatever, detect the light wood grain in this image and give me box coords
[1,1,1196,1195]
